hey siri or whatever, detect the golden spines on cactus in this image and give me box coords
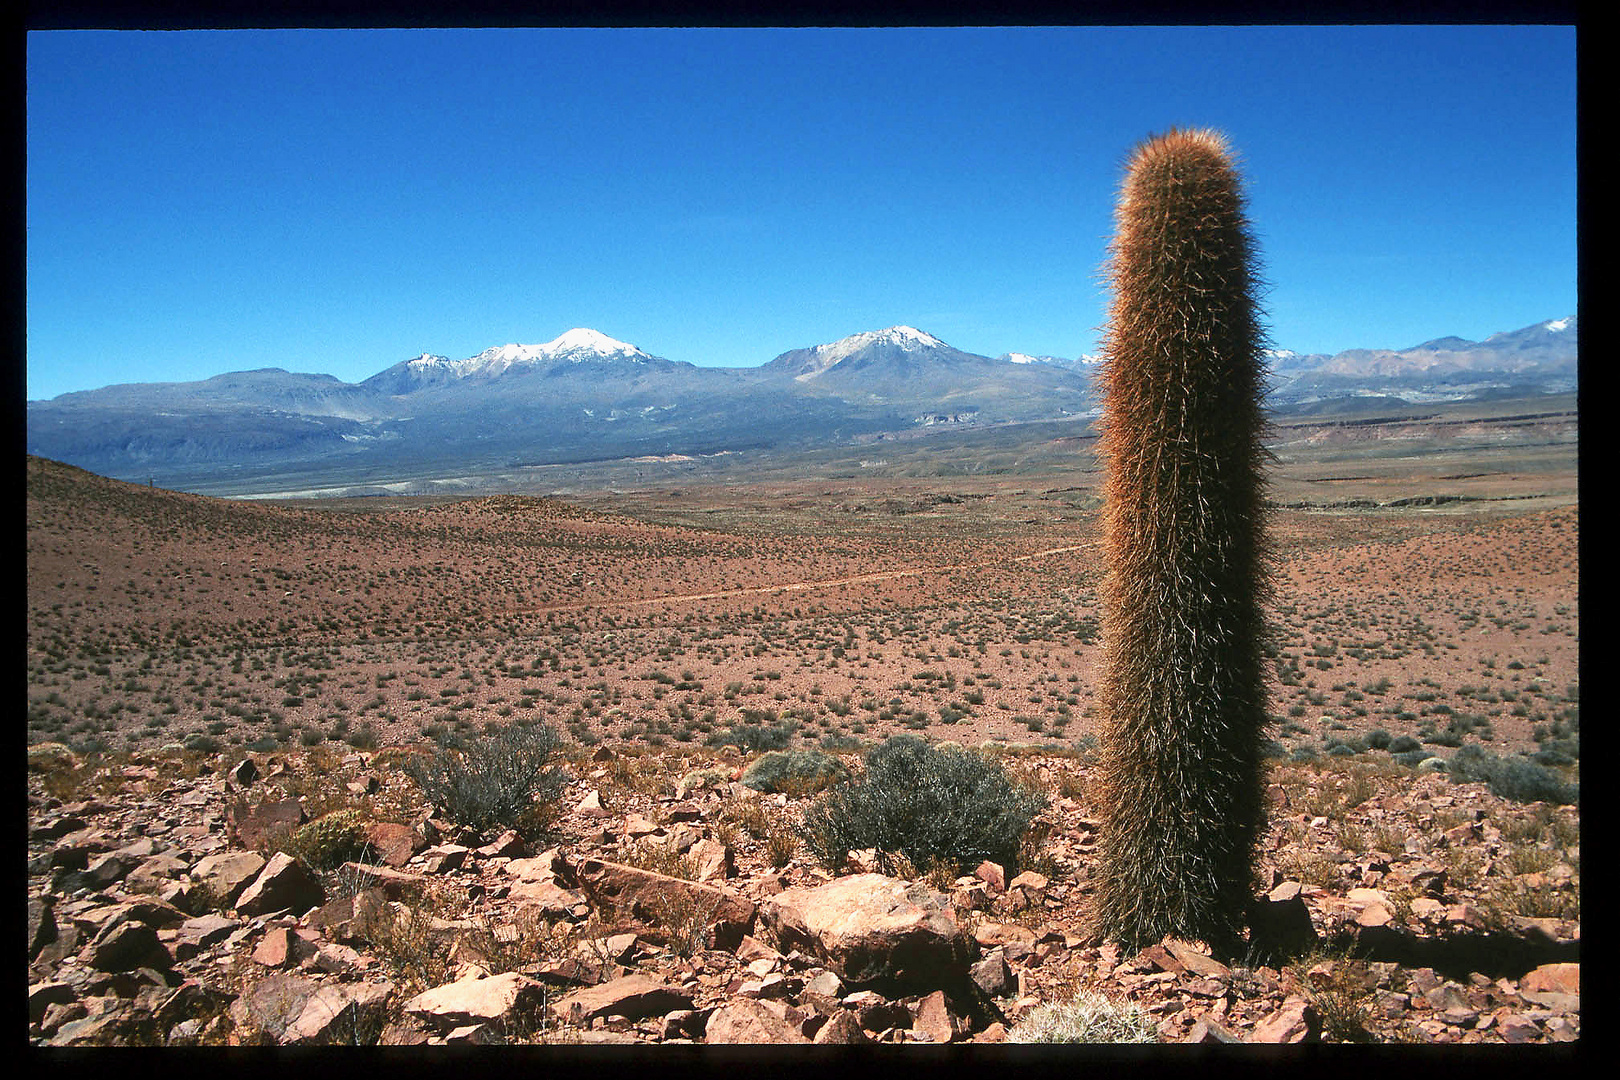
[1089,128,1274,955]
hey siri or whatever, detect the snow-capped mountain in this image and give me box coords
[25,316,1575,496]
[1265,316,1577,409]
[763,326,957,383]
[998,352,1101,371]
[365,329,658,392]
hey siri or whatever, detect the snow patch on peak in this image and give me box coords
[541,328,648,357]
[1543,316,1573,333]
[882,325,945,347]
[789,325,951,381]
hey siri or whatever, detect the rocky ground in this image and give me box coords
[27,738,1578,1047]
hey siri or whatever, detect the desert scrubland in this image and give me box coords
[25,399,1581,1045]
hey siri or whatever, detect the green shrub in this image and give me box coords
[741,749,850,796]
[797,735,1047,877]
[1387,735,1421,754]
[285,809,371,871]
[405,721,566,838]
[1448,744,1577,805]
[706,720,797,753]
[1364,729,1393,750]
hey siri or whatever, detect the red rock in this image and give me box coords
[1498,1014,1541,1043]
[476,830,525,859]
[420,844,470,874]
[508,878,589,919]
[977,917,1038,951]
[688,838,734,882]
[705,997,811,1043]
[282,980,394,1045]
[364,821,421,867]
[235,852,324,917]
[969,949,1014,997]
[912,989,962,1043]
[623,812,661,837]
[1248,997,1319,1043]
[575,790,613,818]
[1187,1017,1243,1043]
[252,926,316,969]
[226,796,306,850]
[811,1009,871,1044]
[974,860,1007,894]
[1520,962,1578,996]
[229,973,320,1042]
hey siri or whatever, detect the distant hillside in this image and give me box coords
[26,316,1574,496]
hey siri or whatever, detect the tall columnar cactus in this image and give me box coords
[1090,128,1272,954]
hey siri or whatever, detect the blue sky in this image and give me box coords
[26,25,1577,401]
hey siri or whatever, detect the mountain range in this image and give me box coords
[27,317,1576,495]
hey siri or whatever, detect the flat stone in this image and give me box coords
[761,874,976,990]
[189,850,267,906]
[567,857,755,951]
[476,830,525,859]
[507,878,590,919]
[549,973,695,1026]
[230,973,321,1042]
[1162,939,1231,979]
[1186,1017,1244,1043]
[688,838,734,882]
[1520,962,1579,997]
[704,997,811,1043]
[123,852,192,893]
[404,970,549,1030]
[282,980,395,1045]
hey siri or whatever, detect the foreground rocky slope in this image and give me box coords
[28,740,1578,1046]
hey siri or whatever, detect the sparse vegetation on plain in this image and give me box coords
[25,418,1579,1045]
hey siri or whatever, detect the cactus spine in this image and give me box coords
[1091,128,1272,954]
